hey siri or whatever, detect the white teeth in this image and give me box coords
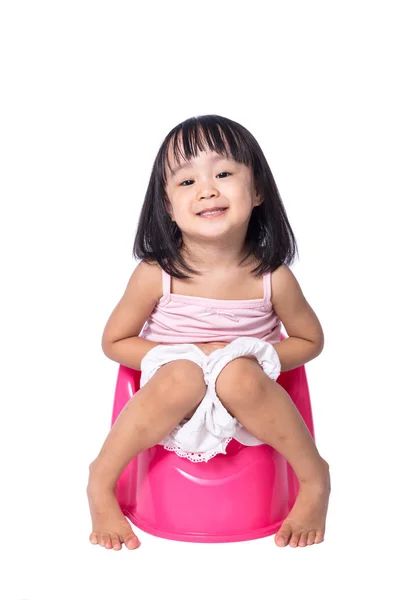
[199,208,226,216]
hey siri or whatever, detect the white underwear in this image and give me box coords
[140,336,281,463]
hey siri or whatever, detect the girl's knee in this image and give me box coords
[215,356,268,403]
[159,359,206,397]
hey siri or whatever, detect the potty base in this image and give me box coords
[124,511,285,543]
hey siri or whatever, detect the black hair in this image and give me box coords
[133,114,298,279]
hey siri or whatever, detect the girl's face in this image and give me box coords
[164,146,263,242]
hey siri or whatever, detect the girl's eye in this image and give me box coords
[180,172,231,186]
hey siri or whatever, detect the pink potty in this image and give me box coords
[111,334,315,543]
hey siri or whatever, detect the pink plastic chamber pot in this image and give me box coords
[111,334,315,543]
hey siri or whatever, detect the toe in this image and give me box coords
[89,532,98,545]
[299,531,308,547]
[103,534,112,549]
[315,530,325,544]
[307,531,316,545]
[111,535,122,550]
[124,534,140,550]
[289,529,303,547]
[275,523,292,547]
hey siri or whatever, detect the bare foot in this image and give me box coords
[87,478,141,551]
[275,460,331,548]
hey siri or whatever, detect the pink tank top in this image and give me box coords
[139,267,281,345]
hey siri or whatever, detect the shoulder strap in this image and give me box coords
[263,271,272,309]
[161,268,171,301]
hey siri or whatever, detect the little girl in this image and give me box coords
[87,114,331,551]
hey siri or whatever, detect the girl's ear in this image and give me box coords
[253,180,263,206]
[168,206,175,222]
[254,192,263,207]
[164,198,175,221]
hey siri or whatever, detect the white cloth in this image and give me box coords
[140,336,281,463]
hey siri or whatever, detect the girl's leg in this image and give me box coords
[87,359,207,551]
[215,357,331,548]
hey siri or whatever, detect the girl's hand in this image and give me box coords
[192,342,231,356]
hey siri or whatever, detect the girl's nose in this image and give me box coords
[200,190,217,200]
[197,182,219,201]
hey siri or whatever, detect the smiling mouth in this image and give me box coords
[197,208,229,217]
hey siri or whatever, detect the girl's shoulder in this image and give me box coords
[134,260,163,301]
[270,264,300,306]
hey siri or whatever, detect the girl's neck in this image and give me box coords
[182,243,253,273]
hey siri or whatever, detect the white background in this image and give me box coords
[1,1,399,598]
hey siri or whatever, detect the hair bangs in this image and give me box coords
[163,116,253,182]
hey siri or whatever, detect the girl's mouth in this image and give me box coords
[197,208,228,218]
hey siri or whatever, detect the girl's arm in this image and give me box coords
[271,265,324,372]
[101,261,164,371]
